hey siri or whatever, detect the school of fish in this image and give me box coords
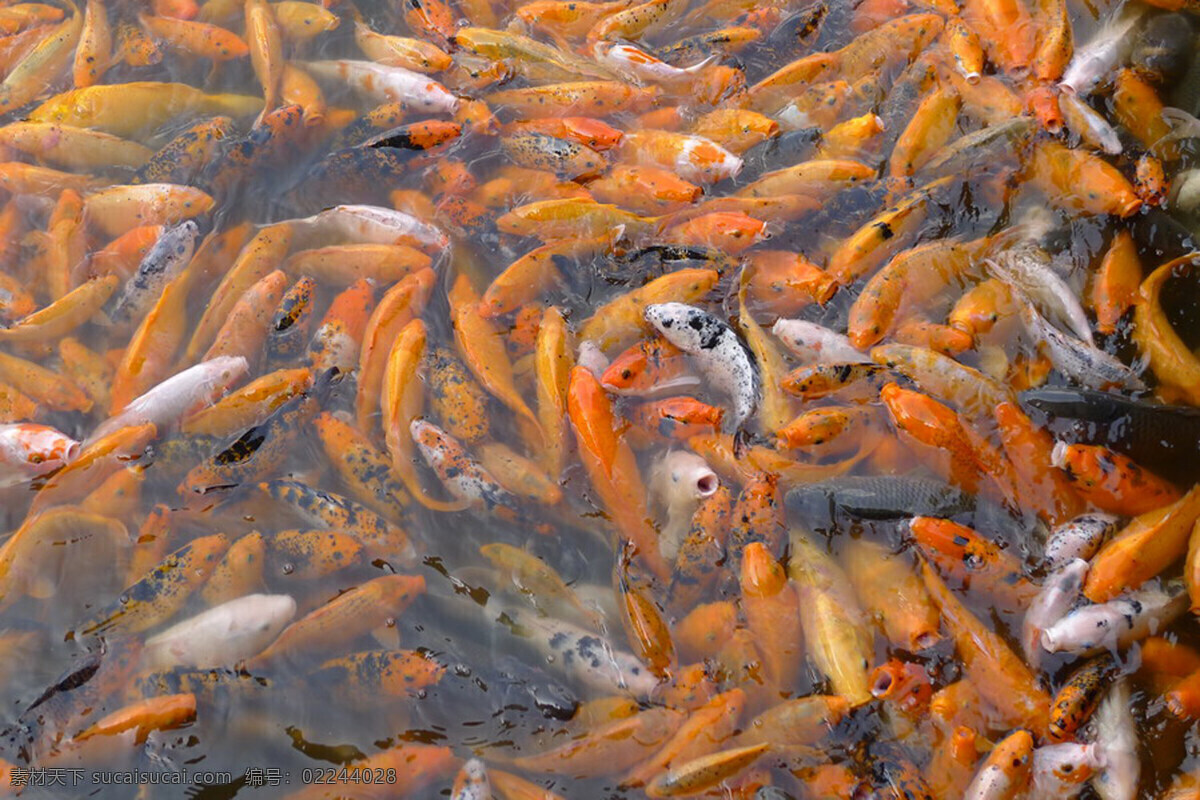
[3,0,1200,795]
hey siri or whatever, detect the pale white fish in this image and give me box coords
[571,581,622,628]
[451,759,492,800]
[1059,91,1123,155]
[1059,2,1147,96]
[1092,680,1139,800]
[1043,513,1119,572]
[594,42,717,83]
[1170,167,1200,220]
[649,450,719,562]
[577,340,610,376]
[645,302,760,433]
[1041,581,1188,656]
[1022,558,1088,667]
[281,204,450,251]
[986,248,1093,342]
[1024,305,1144,391]
[1157,107,1200,147]
[303,60,459,113]
[87,356,249,444]
[0,423,79,488]
[1002,204,1059,249]
[1030,743,1104,800]
[142,594,297,671]
[504,605,658,696]
[775,102,816,132]
[771,318,867,364]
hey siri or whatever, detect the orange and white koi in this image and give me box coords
[0,422,79,487]
[620,130,742,185]
[307,278,375,374]
[594,42,714,83]
[648,449,719,559]
[305,59,459,113]
[1032,742,1102,799]
[964,729,1034,800]
[353,21,450,72]
[602,337,698,397]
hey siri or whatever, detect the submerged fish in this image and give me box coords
[142,594,296,670]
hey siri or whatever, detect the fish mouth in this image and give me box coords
[694,472,718,498]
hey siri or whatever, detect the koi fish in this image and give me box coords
[304,60,459,113]
[1092,680,1139,800]
[644,302,760,435]
[1041,581,1188,656]
[0,423,79,487]
[88,356,248,444]
[142,593,296,670]
[106,221,199,327]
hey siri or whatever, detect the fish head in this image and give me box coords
[243,594,298,639]
[644,302,714,349]
[6,424,80,474]
[207,355,251,390]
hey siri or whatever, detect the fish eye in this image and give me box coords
[28,454,43,464]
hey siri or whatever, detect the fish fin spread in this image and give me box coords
[1158,107,1200,145]
[682,54,719,74]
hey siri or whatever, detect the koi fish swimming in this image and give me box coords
[1,0,1200,795]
